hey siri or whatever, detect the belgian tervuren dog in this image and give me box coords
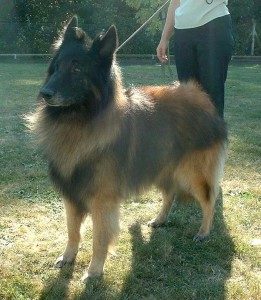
[27,17,227,279]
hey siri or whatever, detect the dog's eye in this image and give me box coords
[72,61,81,73]
[72,66,81,73]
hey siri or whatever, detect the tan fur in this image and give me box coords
[141,81,216,114]
[55,201,86,268]
[172,142,226,235]
[28,112,123,180]
[87,196,120,278]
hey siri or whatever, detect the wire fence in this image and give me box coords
[0,53,260,65]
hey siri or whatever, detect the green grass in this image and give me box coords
[0,61,260,300]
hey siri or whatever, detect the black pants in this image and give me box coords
[174,15,234,117]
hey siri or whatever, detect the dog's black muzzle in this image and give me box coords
[39,87,60,106]
[40,87,55,100]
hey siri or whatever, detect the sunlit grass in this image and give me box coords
[0,61,260,299]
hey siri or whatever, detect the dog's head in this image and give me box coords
[39,16,118,113]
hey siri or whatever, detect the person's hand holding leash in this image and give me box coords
[156,38,169,63]
[156,1,179,63]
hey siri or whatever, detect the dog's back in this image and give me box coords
[111,81,226,194]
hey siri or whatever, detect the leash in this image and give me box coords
[116,0,171,52]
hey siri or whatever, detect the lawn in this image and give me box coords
[0,61,260,300]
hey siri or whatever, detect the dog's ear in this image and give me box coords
[92,25,118,59]
[100,25,118,57]
[53,16,88,52]
[67,16,78,28]
[63,16,78,40]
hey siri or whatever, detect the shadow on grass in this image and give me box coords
[119,190,235,299]
[39,264,75,300]
[76,277,114,300]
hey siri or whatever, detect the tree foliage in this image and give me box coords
[228,0,261,54]
[124,0,165,34]
[0,0,260,55]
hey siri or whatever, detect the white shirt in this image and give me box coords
[175,0,229,29]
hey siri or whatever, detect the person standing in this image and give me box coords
[157,0,234,118]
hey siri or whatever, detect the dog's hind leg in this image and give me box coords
[192,146,224,241]
[83,197,120,279]
[148,186,175,228]
[55,200,86,268]
[174,143,224,241]
[191,181,217,242]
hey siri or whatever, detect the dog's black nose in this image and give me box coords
[40,87,55,100]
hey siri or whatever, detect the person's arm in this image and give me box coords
[157,0,180,63]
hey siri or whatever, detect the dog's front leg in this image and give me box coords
[55,200,85,268]
[82,197,120,280]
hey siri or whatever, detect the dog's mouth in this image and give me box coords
[38,92,72,107]
[38,87,63,107]
[45,98,69,107]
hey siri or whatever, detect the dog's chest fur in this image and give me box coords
[35,107,121,180]
[46,121,89,177]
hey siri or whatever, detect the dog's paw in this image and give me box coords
[193,233,209,243]
[81,271,103,282]
[147,218,166,228]
[54,255,75,268]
